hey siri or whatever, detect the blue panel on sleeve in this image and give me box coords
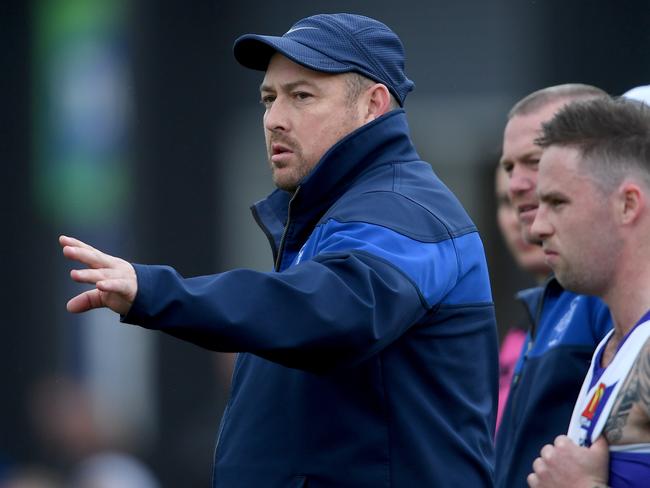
[440,231,493,305]
[302,219,491,308]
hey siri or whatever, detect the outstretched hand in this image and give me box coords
[527,435,609,488]
[59,235,137,316]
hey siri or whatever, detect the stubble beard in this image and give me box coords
[555,220,621,296]
[266,106,364,193]
[554,264,594,295]
[554,254,611,297]
[268,137,310,193]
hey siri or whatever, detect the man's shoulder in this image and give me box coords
[530,286,612,354]
[325,164,476,243]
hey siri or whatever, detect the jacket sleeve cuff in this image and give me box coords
[121,263,155,327]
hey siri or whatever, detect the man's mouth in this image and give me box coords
[517,203,538,221]
[270,143,293,164]
[543,247,559,265]
[272,143,291,155]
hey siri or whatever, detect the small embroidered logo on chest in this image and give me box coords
[548,297,580,347]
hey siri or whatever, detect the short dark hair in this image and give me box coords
[536,96,650,191]
[508,84,607,120]
[344,72,400,110]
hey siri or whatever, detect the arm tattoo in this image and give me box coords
[638,339,650,418]
[603,339,650,442]
[605,374,638,442]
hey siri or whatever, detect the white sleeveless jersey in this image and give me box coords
[567,315,650,487]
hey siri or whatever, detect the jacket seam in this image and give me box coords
[392,161,399,193]
[380,354,393,488]
[320,213,476,243]
[327,189,477,240]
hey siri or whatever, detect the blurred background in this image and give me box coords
[2,0,649,486]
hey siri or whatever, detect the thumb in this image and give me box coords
[588,436,610,484]
[590,435,610,462]
[591,436,609,451]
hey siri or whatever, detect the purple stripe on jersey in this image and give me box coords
[609,450,650,488]
[590,309,650,390]
[590,345,607,389]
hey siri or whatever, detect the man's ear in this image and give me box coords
[618,181,645,225]
[364,84,392,122]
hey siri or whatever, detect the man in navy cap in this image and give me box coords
[60,14,498,487]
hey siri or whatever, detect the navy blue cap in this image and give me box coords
[233,13,415,106]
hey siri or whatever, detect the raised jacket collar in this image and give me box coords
[251,109,420,265]
[515,275,563,338]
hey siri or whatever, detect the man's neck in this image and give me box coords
[601,269,650,367]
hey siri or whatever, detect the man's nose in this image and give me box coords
[530,205,552,242]
[508,165,535,198]
[264,98,289,133]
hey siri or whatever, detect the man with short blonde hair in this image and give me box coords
[495,84,612,488]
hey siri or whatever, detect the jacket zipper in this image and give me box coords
[509,280,551,399]
[275,187,300,271]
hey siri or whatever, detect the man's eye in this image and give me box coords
[550,199,566,208]
[260,95,275,107]
[294,92,312,100]
[527,159,540,169]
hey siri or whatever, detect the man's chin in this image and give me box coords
[272,174,299,193]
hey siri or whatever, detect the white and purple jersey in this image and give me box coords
[568,311,650,487]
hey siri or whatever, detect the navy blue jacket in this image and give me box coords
[495,277,612,488]
[124,110,498,487]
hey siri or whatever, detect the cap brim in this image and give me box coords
[233,34,352,73]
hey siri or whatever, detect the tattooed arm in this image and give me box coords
[604,369,639,443]
[639,340,650,419]
[604,338,650,444]
[531,336,650,488]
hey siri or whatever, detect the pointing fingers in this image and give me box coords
[60,235,137,315]
[62,242,114,270]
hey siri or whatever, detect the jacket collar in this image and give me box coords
[516,275,564,337]
[252,109,419,255]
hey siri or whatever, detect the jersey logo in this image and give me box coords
[577,381,616,446]
[581,382,606,423]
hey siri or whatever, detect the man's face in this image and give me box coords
[500,101,569,243]
[531,146,620,295]
[495,166,549,279]
[260,54,367,192]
